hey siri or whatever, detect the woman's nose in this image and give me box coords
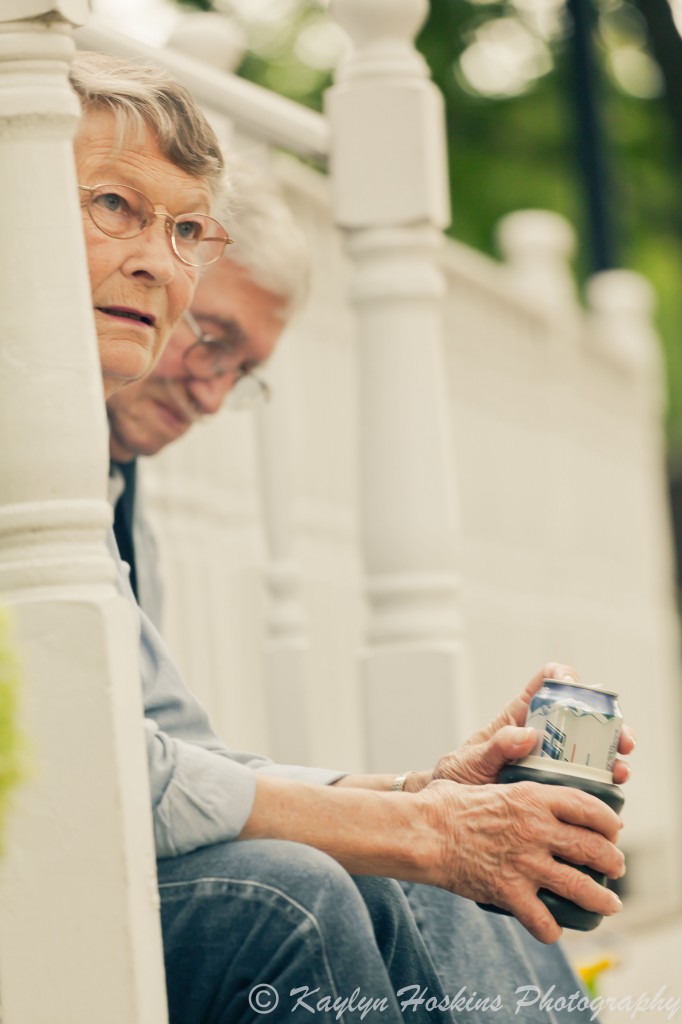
[126,217,178,284]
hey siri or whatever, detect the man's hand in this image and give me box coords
[413,662,634,791]
[419,776,625,943]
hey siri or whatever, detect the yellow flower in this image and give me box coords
[576,955,619,998]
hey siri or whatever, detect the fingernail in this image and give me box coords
[562,673,577,682]
[512,727,536,750]
[610,894,623,911]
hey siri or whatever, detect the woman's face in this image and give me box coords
[74,108,212,398]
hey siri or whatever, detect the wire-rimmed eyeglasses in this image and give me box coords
[78,183,232,268]
[182,311,271,411]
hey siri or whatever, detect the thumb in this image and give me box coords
[485,725,537,772]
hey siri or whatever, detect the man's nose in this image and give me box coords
[185,372,234,416]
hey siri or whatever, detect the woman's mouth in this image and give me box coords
[97,306,156,328]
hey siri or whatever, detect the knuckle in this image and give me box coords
[574,827,605,862]
[558,867,589,905]
[544,661,577,681]
[559,787,588,819]
[550,865,613,914]
[558,826,617,875]
[522,899,562,944]
[509,780,543,807]
[583,833,619,873]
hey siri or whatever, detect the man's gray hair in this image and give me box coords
[69,52,224,196]
[216,157,310,318]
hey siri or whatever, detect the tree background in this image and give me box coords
[167,0,682,471]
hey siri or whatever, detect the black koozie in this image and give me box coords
[477,764,624,931]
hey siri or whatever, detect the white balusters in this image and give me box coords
[587,269,663,382]
[327,0,474,771]
[0,7,168,1023]
[168,11,246,75]
[256,343,314,765]
[497,209,578,314]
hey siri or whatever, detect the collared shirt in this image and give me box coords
[105,529,345,859]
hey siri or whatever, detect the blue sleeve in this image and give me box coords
[108,528,345,859]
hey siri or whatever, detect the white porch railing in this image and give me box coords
[1,1,681,1020]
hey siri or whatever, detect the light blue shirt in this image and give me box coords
[107,529,345,859]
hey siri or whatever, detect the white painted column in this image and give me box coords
[326,0,474,771]
[0,7,168,1023]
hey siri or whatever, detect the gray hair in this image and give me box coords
[69,52,224,195]
[215,157,310,318]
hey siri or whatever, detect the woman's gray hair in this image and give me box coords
[69,52,224,195]
[215,157,310,318]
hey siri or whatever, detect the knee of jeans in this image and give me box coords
[262,841,362,904]
[353,876,412,937]
[190,839,365,911]
[353,876,405,915]
[160,839,383,941]
[251,840,381,936]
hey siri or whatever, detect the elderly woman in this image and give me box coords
[71,53,228,398]
[69,53,632,1024]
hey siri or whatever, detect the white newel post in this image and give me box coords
[0,7,168,1023]
[326,0,473,771]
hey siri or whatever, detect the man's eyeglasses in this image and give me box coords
[78,183,232,268]
[182,311,271,411]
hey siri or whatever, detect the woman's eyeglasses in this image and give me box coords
[79,183,231,268]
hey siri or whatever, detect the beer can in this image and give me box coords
[525,679,623,774]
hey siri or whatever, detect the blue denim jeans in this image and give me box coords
[158,840,598,1024]
[157,839,453,1023]
[403,883,598,1024]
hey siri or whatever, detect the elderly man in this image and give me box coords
[102,149,632,1022]
[106,159,300,625]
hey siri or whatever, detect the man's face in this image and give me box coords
[107,257,287,461]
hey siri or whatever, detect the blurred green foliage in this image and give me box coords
[0,607,24,853]
[416,1,682,451]
[176,0,682,458]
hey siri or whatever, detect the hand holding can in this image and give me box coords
[481,678,625,931]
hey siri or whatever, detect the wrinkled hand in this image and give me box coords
[428,662,635,789]
[419,776,625,943]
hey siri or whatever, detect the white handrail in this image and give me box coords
[75,17,330,161]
